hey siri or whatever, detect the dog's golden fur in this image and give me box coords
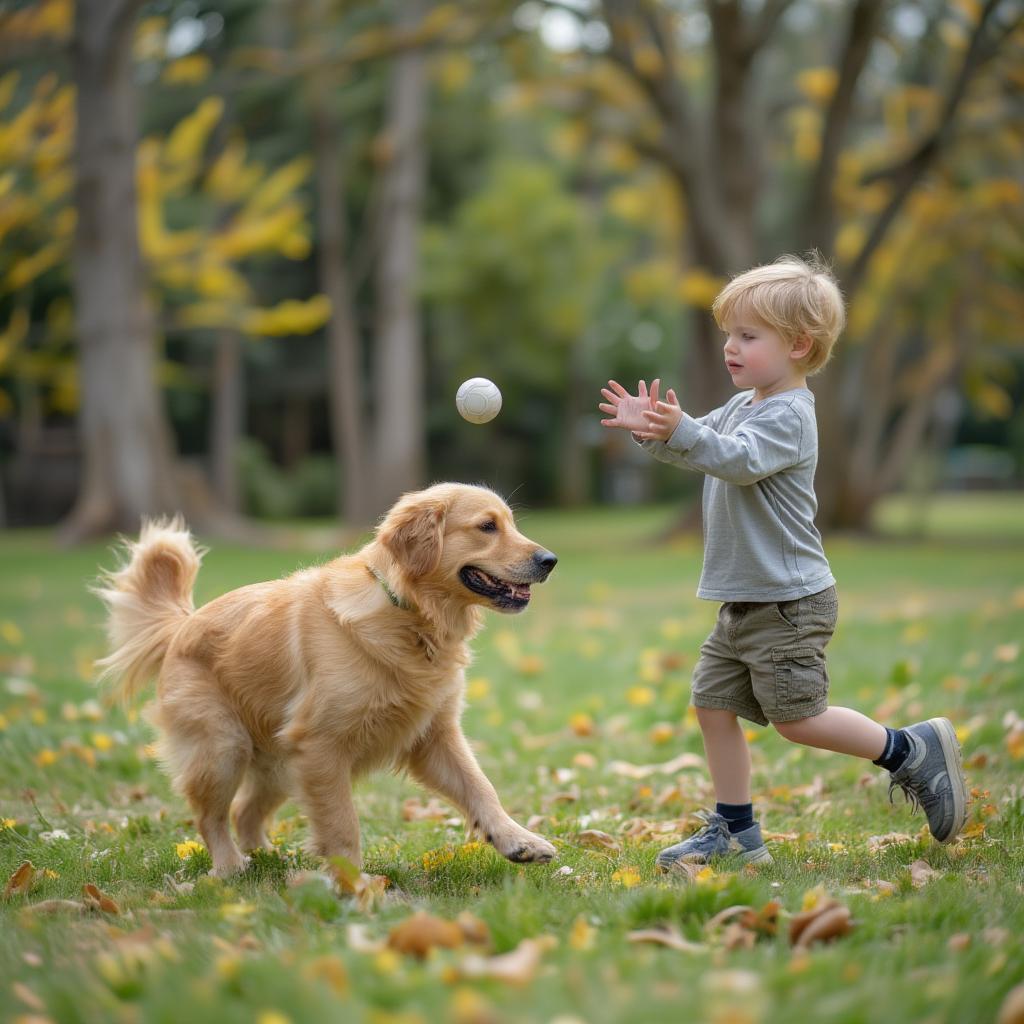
[95,483,557,876]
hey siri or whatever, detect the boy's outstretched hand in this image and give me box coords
[598,378,662,433]
[639,389,684,442]
[598,378,684,442]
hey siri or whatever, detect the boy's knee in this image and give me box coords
[696,706,739,728]
[772,714,819,741]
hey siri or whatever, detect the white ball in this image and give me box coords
[456,377,502,424]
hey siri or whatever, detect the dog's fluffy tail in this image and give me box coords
[93,516,204,704]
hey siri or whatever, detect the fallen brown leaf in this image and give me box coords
[909,859,941,888]
[347,922,386,954]
[576,829,621,852]
[458,936,557,986]
[626,926,707,953]
[866,832,914,852]
[387,912,465,959]
[402,797,450,822]
[5,860,36,898]
[456,911,491,947]
[12,981,46,1011]
[83,883,120,915]
[789,899,854,950]
[997,982,1024,1024]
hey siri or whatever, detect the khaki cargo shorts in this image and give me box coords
[690,586,838,727]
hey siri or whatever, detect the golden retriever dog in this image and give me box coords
[95,483,559,877]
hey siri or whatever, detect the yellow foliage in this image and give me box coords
[632,44,664,78]
[195,261,251,302]
[789,107,821,164]
[5,241,65,291]
[972,179,1022,209]
[206,138,262,204]
[134,17,168,63]
[245,157,313,215]
[163,55,212,86]
[211,203,305,260]
[280,231,311,260]
[243,295,331,337]
[550,120,588,160]
[39,168,73,204]
[677,268,725,309]
[607,184,653,224]
[625,260,677,305]
[434,54,473,94]
[0,101,39,164]
[599,139,640,173]
[0,307,29,369]
[834,222,866,264]
[972,381,1012,420]
[164,96,223,168]
[0,72,18,113]
[177,301,237,332]
[796,67,838,104]
[1,0,71,42]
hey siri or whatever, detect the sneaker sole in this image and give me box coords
[928,716,968,844]
[656,846,773,872]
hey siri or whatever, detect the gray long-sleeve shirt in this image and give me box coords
[637,386,835,601]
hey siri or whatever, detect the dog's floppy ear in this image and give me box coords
[378,494,447,578]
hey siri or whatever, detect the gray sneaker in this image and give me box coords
[656,810,772,871]
[887,717,968,844]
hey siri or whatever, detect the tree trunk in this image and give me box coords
[62,0,184,542]
[312,99,372,525]
[210,329,243,513]
[371,0,428,515]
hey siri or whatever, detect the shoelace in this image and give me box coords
[691,810,730,842]
[888,776,939,815]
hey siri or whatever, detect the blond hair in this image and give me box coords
[711,253,846,376]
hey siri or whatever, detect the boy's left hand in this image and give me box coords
[637,388,683,442]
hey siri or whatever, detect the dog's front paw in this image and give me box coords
[209,853,251,878]
[493,828,556,864]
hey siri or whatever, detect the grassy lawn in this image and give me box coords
[1,497,1023,1024]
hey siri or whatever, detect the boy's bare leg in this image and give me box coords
[772,706,887,759]
[696,707,752,803]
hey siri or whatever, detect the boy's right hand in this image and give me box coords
[599,378,661,433]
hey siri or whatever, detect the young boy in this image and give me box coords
[598,254,968,868]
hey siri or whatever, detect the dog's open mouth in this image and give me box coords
[459,566,532,610]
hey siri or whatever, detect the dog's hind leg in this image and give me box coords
[154,675,253,877]
[288,734,361,866]
[231,753,290,853]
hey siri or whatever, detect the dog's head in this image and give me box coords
[377,483,556,614]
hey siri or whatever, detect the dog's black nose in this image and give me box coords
[534,549,558,572]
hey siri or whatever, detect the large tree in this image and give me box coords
[536,0,1022,527]
[65,0,184,540]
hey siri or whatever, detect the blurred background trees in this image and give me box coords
[0,0,1021,537]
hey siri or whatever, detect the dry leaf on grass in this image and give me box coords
[909,859,942,888]
[997,982,1024,1024]
[627,926,707,953]
[5,861,36,898]
[386,911,490,960]
[402,797,451,822]
[788,897,853,949]
[347,923,386,954]
[458,936,557,986]
[867,832,915,852]
[576,829,621,852]
[12,980,46,1011]
[327,857,390,911]
[83,883,120,915]
[606,753,705,779]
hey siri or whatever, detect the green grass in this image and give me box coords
[2,497,1023,1024]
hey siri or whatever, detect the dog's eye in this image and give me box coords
[478,521,498,533]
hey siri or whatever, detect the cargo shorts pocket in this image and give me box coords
[771,644,827,714]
